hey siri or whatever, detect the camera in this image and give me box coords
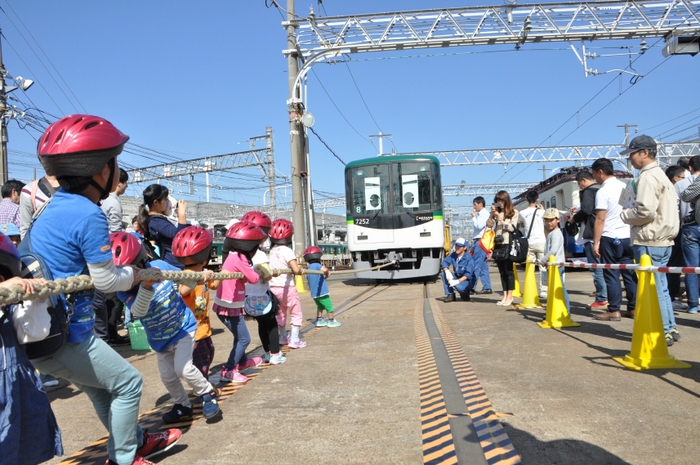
[494,234,504,244]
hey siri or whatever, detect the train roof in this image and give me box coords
[345,155,441,169]
[513,166,633,203]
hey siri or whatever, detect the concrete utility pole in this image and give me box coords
[287,0,307,254]
[0,32,9,185]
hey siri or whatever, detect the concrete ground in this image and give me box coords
[43,265,700,465]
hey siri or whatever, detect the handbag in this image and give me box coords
[492,246,509,261]
[508,227,529,263]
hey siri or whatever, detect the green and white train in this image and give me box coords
[344,155,445,280]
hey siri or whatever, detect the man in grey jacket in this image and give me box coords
[620,135,680,346]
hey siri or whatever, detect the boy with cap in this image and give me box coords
[541,208,570,310]
[441,238,476,302]
[0,223,21,247]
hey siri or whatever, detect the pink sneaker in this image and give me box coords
[288,339,307,349]
[279,335,289,345]
[236,356,263,371]
[219,367,248,384]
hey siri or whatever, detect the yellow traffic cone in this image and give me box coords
[538,255,580,328]
[512,262,522,298]
[295,274,308,293]
[613,254,690,370]
[518,260,542,309]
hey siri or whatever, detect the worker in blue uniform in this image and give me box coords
[441,237,476,302]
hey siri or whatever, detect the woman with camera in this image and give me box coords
[486,190,520,306]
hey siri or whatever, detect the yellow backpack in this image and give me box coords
[478,229,496,253]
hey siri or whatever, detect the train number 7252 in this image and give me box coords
[354,218,370,225]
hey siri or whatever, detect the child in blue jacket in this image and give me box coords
[111,232,221,424]
[303,246,340,327]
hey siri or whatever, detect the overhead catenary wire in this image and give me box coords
[344,61,382,132]
[0,1,87,113]
[310,68,377,151]
[308,126,346,166]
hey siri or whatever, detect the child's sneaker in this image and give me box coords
[279,334,289,345]
[326,320,342,328]
[236,356,263,371]
[106,457,156,465]
[219,367,248,384]
[269,352,287,365]
[288,339,307,349]
[202,388,222,419]
[135,429,182,459]
[316,318,328,327]
[262,352,271,364]
[161,403,193,424]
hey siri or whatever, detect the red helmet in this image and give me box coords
[109,232,148,267]
[224,220,267,252]
[303,245,323,262]
[172,226,213,265]
[241,211,272,234]
[37,114,129,177]
[0,233,20,279]
[269,218,294,245]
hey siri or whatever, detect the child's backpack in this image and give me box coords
[18,236,72,359]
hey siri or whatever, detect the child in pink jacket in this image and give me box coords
[213,221,267,384]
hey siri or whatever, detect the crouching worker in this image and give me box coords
[441,237,476,302]
[110,232,222,424]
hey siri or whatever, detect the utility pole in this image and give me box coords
[287,0,307,254]
[265,126,275,210]
[0,31,9,185]
[618,123,638,172]
[541,164,547,181]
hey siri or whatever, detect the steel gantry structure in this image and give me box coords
[127,127,285,208]
[290,1,700,62]
[400,141,700,166]
[284,0,700,250]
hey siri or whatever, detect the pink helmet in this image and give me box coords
[241,211,272,234]
[269,218,294,245]
[172,226,213,265]
[109,232,148,267]
[37,114,129,177]
[224,220,267,252]
[303,245,323,262]
[0,233,20,279]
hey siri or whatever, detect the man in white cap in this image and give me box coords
[441,237,476,302]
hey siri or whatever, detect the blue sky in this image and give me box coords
[3,0,700,215]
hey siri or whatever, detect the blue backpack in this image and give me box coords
[18,229,72,360]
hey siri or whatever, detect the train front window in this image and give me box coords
[346,164,391,215]
[393,162,434,212]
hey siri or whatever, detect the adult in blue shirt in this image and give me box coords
[470,196,493,294]
[441,237,476,302]
[136,184,188,270]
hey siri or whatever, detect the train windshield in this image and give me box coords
[393,162,439,213]
[347,164,391,215]
[346,160,440,215]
